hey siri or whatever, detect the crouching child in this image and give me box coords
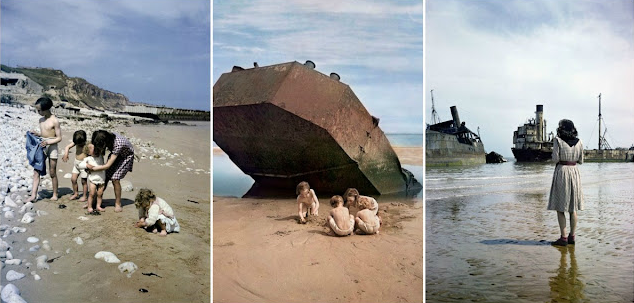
[134,188,181,236]
[327,195,354,237]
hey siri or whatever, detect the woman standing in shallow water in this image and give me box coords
[548,119,584,246]
[86,130,135,212]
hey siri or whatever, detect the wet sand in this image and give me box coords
[7,119,210,302]
[426,163,634,302]
[213,147,423,303]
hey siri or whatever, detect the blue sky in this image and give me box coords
[426,0,634,156]
[213,0,424,134]
[1,0,210,110]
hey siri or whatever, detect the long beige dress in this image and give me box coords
[547,137,584,212]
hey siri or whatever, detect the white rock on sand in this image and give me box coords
[118,261,138,278]
[94,251,121,263]
[6,270,26,282]
[0,283,28,303]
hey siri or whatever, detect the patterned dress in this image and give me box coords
[547,137,584,212]
[106,132,135,181]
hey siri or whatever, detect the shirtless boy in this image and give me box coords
[296,181,320,224]
[327,195,355,237]
[27,97,62,202]
[355,208,382,235]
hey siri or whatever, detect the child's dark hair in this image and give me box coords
[343,188,359,207]
[72,130,87,145]
[34,96,53,111]
[330,195,344,208]
[296,181,310,195]
[92,130,115,155]
[135,188,156,210]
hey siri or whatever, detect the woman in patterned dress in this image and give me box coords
[548,119,584,246]
[86,130,135,212]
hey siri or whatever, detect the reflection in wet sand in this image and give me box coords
[549,246,585,302]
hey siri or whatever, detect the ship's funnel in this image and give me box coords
[536,104,544,141]
[450,106,461,128]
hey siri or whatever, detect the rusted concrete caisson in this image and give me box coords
[213,61,421,196]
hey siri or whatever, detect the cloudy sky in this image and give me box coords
[1,0,210,110]
[426,0,634,156]
[213,0,424,134]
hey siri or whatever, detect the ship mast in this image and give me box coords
[430,90,440,124]
[598,93,611,150]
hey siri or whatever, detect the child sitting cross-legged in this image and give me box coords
[327,195,355,237]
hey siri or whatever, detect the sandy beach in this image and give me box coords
[1,105,210,303]
[212,147,423,303]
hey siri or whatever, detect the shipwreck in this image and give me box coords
[213,60,421,196]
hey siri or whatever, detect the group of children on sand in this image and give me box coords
[26,96,179,237]
[296,181,382,236]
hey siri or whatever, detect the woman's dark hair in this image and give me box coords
[91,130,115,156]
[557,119,578,140]
[72,130,87,145]
[34,97,53,111]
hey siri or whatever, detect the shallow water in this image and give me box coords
[213,152,423,199]
[426,161,634,302]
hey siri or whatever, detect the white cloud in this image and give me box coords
[426,0,634,154]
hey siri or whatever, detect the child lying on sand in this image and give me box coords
[327,195,354,236]
[134,188,181,236]
[296,181,319,224]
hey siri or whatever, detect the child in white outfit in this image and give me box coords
[78,144,106,212]
[134,188,180,236]
[61,130,88,201]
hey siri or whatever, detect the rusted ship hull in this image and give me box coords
[511,148,552,162]
[213,61,421,195]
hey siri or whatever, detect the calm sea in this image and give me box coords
[212,133,423,198]
[426,161,634,302]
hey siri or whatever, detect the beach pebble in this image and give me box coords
[27,237,39,243]
[41,241,51,251]
[36,255,49,270]
[18,202,33,214]
[0,225,9,231]
[73,237,84,245]
[11,227,26,233]
[0,239,11,251]
[63,173,72,179]
[6,251,13,259]
[77,216,89,221]
[120,180,133,192]
[31,271,41,281]
[0,283,27,303]
[29,245,40,252]
[94,251,121,263]
[6,270,25,281]
[4,196,18,208]
[4,210,15,219]
[118,261,138,278]
[20,213,34,224]
[5,259,21,266]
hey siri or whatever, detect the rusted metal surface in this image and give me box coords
[213,61,420,195]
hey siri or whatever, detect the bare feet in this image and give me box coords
[114,206,123,213]
[69,194,78,200]
[78,197,86,202]
[82,204,88,209]
[159,230,167,237]
[26,195,38,202]
[152,229,158,234]
[87,207,94,213]
[96,207,106,212]
[50,196,59,201]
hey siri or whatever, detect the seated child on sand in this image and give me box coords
[134,188,181,236]
[327,195,355,237]
[296,181,320,224]
[343,188,378,215]
[77,144,106,212]
[355,208,382,235]
[62,130,88,201]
